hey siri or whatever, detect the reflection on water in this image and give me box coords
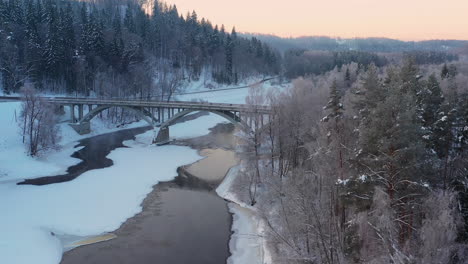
[186,148,239,183]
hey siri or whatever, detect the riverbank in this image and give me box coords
[61,123,239,264]
[182,123,274,264]
[61,121,272,264]
[0,99,271,263]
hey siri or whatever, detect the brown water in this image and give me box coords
[185,149,239,183]
[60,124,239,264]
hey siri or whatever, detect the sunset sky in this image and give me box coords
[166,0,468,41]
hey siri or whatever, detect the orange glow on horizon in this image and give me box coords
[165,0,468,41]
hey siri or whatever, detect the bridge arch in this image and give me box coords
[154,109,250,144]
[80,105,158,126]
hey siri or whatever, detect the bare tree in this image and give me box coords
[418,190,463,264]
[242,84,267,205]
[150,58,185,102]
[19,85,60,156]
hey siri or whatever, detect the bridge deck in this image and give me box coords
[0,96,271,114]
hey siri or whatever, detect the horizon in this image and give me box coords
[166,0,468,41]
[239,32,468,42]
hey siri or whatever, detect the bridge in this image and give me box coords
[0,96,271,144]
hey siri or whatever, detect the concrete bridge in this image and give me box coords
[0,96,271,144]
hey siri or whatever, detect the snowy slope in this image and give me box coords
[176,78,289,104]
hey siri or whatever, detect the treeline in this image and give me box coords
[284,49,459,79]
[239,59,468,263]
[244,34,468,53]
[0,0,280,96]
[284,50,388,78]
[402,50,459,65]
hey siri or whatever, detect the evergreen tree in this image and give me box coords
[0,0,278,93]
[231,27,237,39]
[43,2,63,78]
[123,4,135,33]
[345,67,351,87]
[354,63,383,123]
[420,74,444,129]
[112,6,121,37]
[441,63,449,79]
[324,79,344,121]
[225,34,233,83]
[62,3,75,49]
[357,67,429,242]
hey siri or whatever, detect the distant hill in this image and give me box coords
[241,34,468,53]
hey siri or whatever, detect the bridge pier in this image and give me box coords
[78,104,84,120]
[70,105,75,122]
[69,122,91,135]
[154,127,170,145]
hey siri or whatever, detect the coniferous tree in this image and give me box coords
[225,34,233,83]
[0,0,279,93]
[441,63,449,79]
[355,65,431,244]
[123,4,135,33]
[419,74,445,155]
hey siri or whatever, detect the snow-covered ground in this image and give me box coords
[0,78,286,264]
[0,102,80,182]
[0,102,147,182]
[170,113,228,139]
[176,78,289,104]
[0,129,202,263]
[0,101,231,264]
[217,166,273,264]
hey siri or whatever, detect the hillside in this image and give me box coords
[0,0,280,97]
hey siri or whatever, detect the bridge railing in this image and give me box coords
[0,96,272,113]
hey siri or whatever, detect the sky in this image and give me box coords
[166,0,468,41]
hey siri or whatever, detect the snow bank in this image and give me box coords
[0,101,221,264]
[217,166,273,264]
[170,112,228,139]
[227,203,267,264]
[0,129,202,264]
[0,102,147,182]
[0,102,82,181]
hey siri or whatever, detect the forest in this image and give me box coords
[2,0,468,262]
[0,0,280,97]
[235,56,468,263]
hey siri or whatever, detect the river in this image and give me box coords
[18,121,239,263]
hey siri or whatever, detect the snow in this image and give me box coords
[176,78,289,104]
[170,112,228,139]
[0,77,289,264]
[227,203,267,264]
[0,130,202,264]
[359,174,368,182]
[336,178,350,185]
[0,102,82,182]
[0,101,146,182]
[0,101,216,264]
[217,166,272,264]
